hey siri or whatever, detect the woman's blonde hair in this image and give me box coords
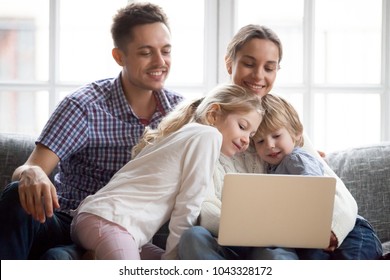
[254,94,304,147]
[225,24,283,67]
[132,84,263,157]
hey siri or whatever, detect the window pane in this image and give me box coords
[313,93,380,152]
[314,0,382,84]
[235,0,304,85]
[0,91,49,135]
[278,92,304,121]
[141,0,205,86]
[59,0,127,83]
[59,0,205,86]
[0,0,49,81]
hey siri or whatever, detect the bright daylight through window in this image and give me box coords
[0,0,389,152]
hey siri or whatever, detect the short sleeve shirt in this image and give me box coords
[37,73,184,214]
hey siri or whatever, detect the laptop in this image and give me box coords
[218,173,336,248]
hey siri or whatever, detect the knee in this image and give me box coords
[41,248,74,260]
[338,217,383,259]
[0,182,27,221]
[41,244,86,260]
[1,182,20,201]
[180,226,209,245]
[179,226,210,259]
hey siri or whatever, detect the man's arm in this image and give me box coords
[13,143,60,223]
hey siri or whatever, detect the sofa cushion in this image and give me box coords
[0,133,36,192]
[382,241,390,256]
[326,142,390,246]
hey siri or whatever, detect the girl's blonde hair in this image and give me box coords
[254,94,304,147]
[132,84,263,157]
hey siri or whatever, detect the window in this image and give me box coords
[235,0,304,85]
[0,0,49,135]
[0,0,209,135]
[230,0,389,152]
[0,0,389,152]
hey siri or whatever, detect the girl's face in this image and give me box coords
[226,38,280,97]
[214,110,261,157]
[253,127,297,166]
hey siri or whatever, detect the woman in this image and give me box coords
[179,24,383,260]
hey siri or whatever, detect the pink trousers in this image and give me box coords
[71,212,164,260]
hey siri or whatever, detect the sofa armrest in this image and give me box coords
[326,142,390,246]
[0,133,36,192]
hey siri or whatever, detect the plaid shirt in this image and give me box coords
[38,73,183,214]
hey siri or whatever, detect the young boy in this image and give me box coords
[253,94,324,176]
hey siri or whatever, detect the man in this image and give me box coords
[0,2,183,259]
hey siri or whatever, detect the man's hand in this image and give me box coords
[18,166,60,223]
[13,143,61,223]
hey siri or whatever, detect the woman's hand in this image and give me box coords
[318,150,326,158]
[324,231,338,252]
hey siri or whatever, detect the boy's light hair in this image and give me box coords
[254,94,304,147]
[132,84,263,158]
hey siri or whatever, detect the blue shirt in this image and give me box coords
[267,147,324,176]
[37,73,183,214]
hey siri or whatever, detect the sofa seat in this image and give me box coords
[1,133,389,258]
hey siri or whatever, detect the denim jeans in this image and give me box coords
[178,226,299,260]
[296,216,383,260]
[40,244,86,260]
[0,182,80,259]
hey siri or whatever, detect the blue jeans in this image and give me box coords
[40,244,86,260]
[179,216,383,260]
[296,216,383,260]
[0,182,84,259]
[178,226,298,260]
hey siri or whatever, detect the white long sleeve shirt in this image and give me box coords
[74,123,222,259]
[200,133,358,246]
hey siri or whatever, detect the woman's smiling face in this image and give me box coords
[227,38,280,97]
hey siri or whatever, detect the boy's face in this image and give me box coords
[214,110,261,157]
[253,127,296,165]
[115,22,172,94]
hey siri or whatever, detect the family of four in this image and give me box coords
[0,2,383,260]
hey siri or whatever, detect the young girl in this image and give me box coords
[253,94,324,176]
[70,84,263,260]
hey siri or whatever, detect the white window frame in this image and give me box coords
[216,0,390,144]
[0,0,389,144]
[382,0,390,140]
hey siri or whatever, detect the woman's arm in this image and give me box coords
[302,133,358,246]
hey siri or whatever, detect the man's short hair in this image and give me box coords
[111,2,170,51]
